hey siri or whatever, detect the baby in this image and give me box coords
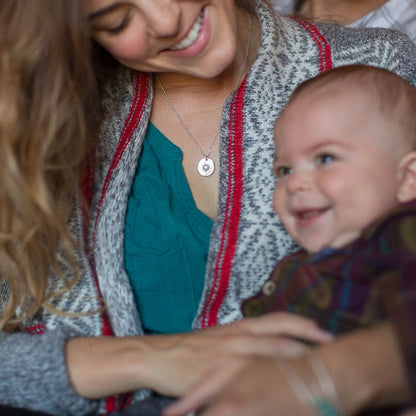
[243,64,416,336]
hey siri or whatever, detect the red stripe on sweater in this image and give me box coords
[201,78,247,328]
[292,18,333,72]
[24,324,45,334]
[201,21,332,327]
[89,71,148,413]
[93,72,149,246]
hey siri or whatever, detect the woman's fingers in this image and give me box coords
[139,313,334,397]
[229,312,334,344]
[163,357,247,416]
[189,333,311,358]
[143,335,311,397]
[164,356,313,416]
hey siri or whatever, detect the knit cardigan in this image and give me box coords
[1,3,416,415]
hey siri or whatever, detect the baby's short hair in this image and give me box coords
[286,64,416,149]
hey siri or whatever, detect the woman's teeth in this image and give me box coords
[170,12,204,51]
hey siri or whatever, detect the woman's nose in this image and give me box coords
[146,0,181,38]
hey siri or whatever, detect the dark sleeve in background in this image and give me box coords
[0,405,53,416]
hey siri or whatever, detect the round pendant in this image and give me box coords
[197,157,215,177]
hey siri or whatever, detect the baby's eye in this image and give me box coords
[316,153,335,166]
[275,165,292,179]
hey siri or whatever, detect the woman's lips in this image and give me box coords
[169,11,204,51]
[163,7,210,58]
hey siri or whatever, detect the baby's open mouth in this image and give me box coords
[295,207,328,221]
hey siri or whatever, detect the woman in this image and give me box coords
[1,0,416,415]
[273,0,416,42]
[0,4,337,416]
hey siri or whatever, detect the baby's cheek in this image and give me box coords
[272,186,286,217]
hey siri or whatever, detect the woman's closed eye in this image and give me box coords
[92,12,132,35]
[106,15,130,34]
[316,153,336,166]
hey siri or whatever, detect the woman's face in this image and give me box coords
[86,0,244,78]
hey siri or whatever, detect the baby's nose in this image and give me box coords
[286,171,311,193]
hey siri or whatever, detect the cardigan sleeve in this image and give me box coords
[0,329,100,416]
[316,22,416,87]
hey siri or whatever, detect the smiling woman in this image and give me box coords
[2,0,416,415]
[87,0,255,78]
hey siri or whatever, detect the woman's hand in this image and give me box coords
[163,355,312,416]
[164,322,412,416]
[66,312,332,399]
[140,312,333,397]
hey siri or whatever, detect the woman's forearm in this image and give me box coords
[65,336,151,399]
[65,332,199,398]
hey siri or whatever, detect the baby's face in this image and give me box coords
[272,88,403,253]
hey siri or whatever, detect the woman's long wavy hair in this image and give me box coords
[0,0,96,330]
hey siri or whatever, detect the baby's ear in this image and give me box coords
[397,152,416,203]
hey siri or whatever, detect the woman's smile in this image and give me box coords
[169,10,204,51]
[164,7,211,59]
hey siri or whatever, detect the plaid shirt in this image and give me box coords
[273,0,416,42]
[242,201,416,407]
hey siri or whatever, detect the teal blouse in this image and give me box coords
[124,123,213,334]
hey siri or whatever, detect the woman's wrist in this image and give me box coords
[65,335,161,399]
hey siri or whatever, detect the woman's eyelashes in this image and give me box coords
[93,12,132,35]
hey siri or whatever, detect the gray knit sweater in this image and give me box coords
[1,3,416,415]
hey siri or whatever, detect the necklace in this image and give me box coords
[156,11,252,177]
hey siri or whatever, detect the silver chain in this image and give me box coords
[156,11,252,161]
